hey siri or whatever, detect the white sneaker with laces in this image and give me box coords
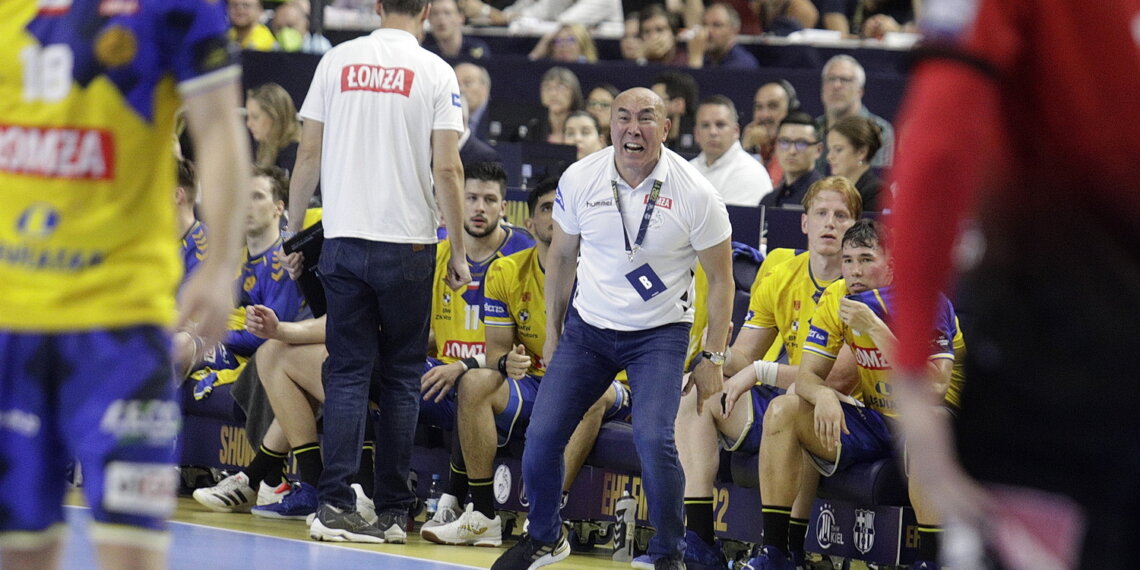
[420,503,502,547]
[420,493,461,533]
[193,472,257,513]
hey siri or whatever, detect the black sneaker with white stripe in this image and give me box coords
[491,527,570,569]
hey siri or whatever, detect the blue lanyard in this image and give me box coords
[610,178,663,262]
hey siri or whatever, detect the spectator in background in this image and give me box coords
[620,11,646,64]
[246,83,302,175]
[423,0,492,59]
[456,63,493,141]
[586,83,619,140]
[690,96,772,206]
[651,70,700,156]
[826,115,884,211]
[687,2,760,69]
[761,111,823,209]
[458,0,623,27]
[640,4,688,66]
[228,0,278,51]
[743,80,799,186]
[459,95,503,168]
[272,0,332,53]
[759,0,820,35]
[534,66,585,144]
[816,54,895,172]
[528,24,598,63]
[563,110,607,160]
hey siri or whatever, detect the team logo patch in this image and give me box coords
[815,502,845,548]
[451,93,461,107]
[493,464,512,504]
[95,25,138,68]
[853,509,876,554]
[243,275,257,292]
[806,326,829,346]
[16,203,60,239]
[554,188,564,210]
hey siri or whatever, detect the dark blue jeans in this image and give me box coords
[317,238,434,511]
[523,308,691,559]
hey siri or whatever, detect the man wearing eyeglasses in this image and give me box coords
[760,112,824,209]
[815,54,895,173]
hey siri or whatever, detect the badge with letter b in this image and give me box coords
[625,263,666,301]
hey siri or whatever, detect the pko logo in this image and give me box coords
[854,509,876,554]
[816,503,845,548]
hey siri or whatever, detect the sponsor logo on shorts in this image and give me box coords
[0,409,41,437]
[99,399,180,446]
[0,124,115,180]
[104,461,177,518]
[340,64,415,96]
[806,325,829,346]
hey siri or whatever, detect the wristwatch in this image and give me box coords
[700,350,726,366]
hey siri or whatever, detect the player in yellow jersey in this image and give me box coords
[0,2,251,568]
[748,220,958,569]
[674,176,863,567]
[420,179,631,547]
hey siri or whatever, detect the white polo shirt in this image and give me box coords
[300,28,464,243]
[690,140,773,207]
[555,147,732,331]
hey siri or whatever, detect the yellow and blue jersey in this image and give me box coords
[484,246,548,376]
[179,220,208,292]
[743,249,835,365]
[0,0,239,332]
[224,240,304,358]
[804,283,957,417]
[431,227,533,364]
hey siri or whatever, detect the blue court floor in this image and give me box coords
[60,506,478,570]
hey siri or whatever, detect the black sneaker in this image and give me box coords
[491,528,570,569]
[309,503,385,544]
[375,509,408,544]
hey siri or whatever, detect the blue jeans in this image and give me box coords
[523,308,691,559]
[318,238,434,511]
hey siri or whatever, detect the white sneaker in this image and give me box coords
[420,503,502,547]
[257,481,289,506]
[193,472,257,513]
[420,493,461,533]
[352,483,378,526]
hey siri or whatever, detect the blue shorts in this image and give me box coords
[0,327,179,535]
[720,384,784,454]
[808,402,895,476]
[418,358,458,431]
[603,381,632,422]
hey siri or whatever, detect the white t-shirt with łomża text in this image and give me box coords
[300,28,464,243]
[554,146,732,331]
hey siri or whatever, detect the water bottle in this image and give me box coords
[426,473,441,519]
[612,490,636,562]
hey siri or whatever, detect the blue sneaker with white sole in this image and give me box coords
[251,482,318,520]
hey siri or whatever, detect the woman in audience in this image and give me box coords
[826,115,885,211]
[586,83,619,139]
[563,110,607,160]
[536,66,585,144]
[528,24,598,63]
[246,83,302,174]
